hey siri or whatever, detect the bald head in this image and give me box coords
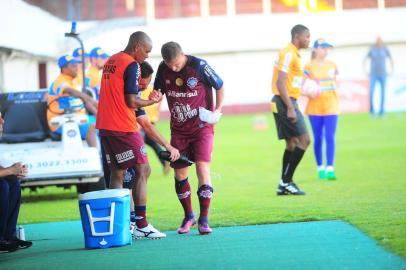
[126,31,151,49]
[124,31,152,62]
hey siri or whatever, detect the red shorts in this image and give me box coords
[100,130,148,170]
[171,129,214,169]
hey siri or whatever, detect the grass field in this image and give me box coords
[19,112,406,258]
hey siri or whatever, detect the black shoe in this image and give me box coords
[12,239,33,249]
[276,182,306,195]
[0,240,19,253]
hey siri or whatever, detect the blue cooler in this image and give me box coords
[78,189,132,249]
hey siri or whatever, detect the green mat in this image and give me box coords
[0,220,404,270]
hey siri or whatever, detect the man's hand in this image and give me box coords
[148,90,163,103]
[165,145,180,162]
[287,107,297,123]
[10,163,27,178]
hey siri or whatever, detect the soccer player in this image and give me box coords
[96,32,180,239]
[138,62,171,175]
[271,24,311,195]
[154,41,224,234]
[47,55,98,147]
[304,39,339,180]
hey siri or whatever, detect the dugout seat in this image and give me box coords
[0,91,49,143]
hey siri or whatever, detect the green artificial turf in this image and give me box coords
[1,220,403,270]
[19,112,406,257]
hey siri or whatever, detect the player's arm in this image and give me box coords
[201,61,224,112]
[124,62,161,109]
[62,87,98,114]
[276,52,296,123]
[152,62,165,94]
[215,86,224,112]
[387,48,394,75]
[276,71,296,123]
[136,111,180,161]
[125,93,161,109]
[363,49,372,75]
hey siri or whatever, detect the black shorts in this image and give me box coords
[271,95,308,140]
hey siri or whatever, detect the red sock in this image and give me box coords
[197,185,213,223]
[175,178,193,218]
[134,205,148,228]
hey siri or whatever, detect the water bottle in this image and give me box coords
[0,112,3,138]
[17,226,25,241]
[71,21,77,33]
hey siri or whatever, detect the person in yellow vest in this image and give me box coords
[47,55,98,147]
[271,24,311,195]
[304,39,339,180]
[87,47,110,100]
[138,61,171,175]
[72,48,90,91]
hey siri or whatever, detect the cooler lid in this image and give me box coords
[78,189,129,201]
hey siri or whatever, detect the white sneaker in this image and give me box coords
[133,223,166,239]
[130,222,136,236]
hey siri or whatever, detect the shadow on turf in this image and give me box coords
[22,192,77,203]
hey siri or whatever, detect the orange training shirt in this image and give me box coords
[272,43,303,99]
[304,59,340,115]
[96,52,139,132]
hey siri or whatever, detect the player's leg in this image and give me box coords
[369,75,377,116]
[194,130,214,234]
[277,99,309,195]
[378,76,386,117]
[195,161,214,234]
[130,132,165,239]
[145,133,170,175]
[99,134,129,189]
[325,115,338,180]
[280,136,297,182]
[123,168,136,235]
[308,115,325,179]
[100,140,111,188]
[81,123,97,147]
[170,135,195,234]
[132,163,151,228]
[174,167,195,234]
[109,169,125,188]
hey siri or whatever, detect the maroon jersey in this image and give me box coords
[154,55,223,136]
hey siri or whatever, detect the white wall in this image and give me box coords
[151,43,406,112]
[3,57,39,91]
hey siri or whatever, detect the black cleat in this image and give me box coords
[13,239,33,249]
[0,240,19,253]
[276,182,306,195]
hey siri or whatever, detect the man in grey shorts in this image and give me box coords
[271,24,311,195]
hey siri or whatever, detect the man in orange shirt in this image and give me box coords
[271,24,311,195]
[96,31,180,239]
[47,55,98,147]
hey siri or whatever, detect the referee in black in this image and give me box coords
[271,24,311,195]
